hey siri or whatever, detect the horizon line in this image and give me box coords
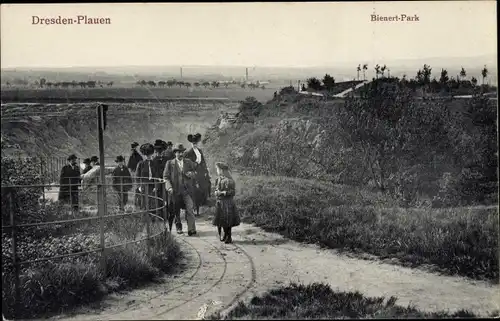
[1,53,497,71]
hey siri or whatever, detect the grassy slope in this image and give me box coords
[2,223,182,319]
[212,282,499,320]
[232,175,498,282]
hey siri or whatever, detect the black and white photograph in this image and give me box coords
[1,1,498,320]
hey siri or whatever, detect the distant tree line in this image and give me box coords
[303,64,494,96]
[3,78,114,89]
[135,79,268,90]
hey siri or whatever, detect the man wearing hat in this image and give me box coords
[90,156,99,167]
[128,142,144,207]
[136,143,157,214]
[82,158,92,175]
[127,142,143,173]
[184,133,211,216]
[58,154,81,214]
[112,155,133,211]
[163,143,198,235]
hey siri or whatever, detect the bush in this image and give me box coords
[214,282,483,320]
[2,230,182,319]
[235,175,499,281]
[2,259,105,318]
[1,157,45,226]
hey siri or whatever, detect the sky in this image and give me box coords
[1,1,497,68]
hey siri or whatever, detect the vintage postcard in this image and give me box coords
[1,2,498,320]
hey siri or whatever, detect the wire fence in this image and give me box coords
[1,155,146,184]
[1,173,170,318]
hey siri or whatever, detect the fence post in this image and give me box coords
[9,191,21,318]
[97,183,106,279]
[145,183,151,258]
[97,104,107,278]
[40,159,45,204]
[162,183,167,240]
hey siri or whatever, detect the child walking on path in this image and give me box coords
[212,162,240,244]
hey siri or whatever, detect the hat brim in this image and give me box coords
[173,148,186,153]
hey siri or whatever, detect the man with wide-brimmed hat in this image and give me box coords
[136,143,157,214]
[58,154,81,214]
[112,155,133,211]
[163,143,198,235]
[82,158,92,174]
[184,133,211,216]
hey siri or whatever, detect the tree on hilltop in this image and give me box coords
[357,65,361,80]
[380,65,387,78]
[374,64,381,79]
[460,67,467,81]
[362,64,368,81]
[322,74,335,92]
[439,69,449,85]
[481,65,488,85]
[306,77,323,91]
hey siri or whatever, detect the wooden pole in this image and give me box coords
[97,104,107,278]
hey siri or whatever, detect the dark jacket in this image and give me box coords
[184,147,208,174]
[184,147,211,204]
[163,158,197,197]
[135,159,156,188]
[112,165,133,192]
[127,150,143,173]
[59,164,81,191]
[152,155,169,179]
[82,165,92,175]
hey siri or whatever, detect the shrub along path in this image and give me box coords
[51,218,499,320]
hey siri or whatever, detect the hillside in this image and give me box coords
[1,101,239,163]
[204,85,498,208]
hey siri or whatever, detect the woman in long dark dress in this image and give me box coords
[184,133,211,216]
[212,162,239,244]
[135,143,157,214]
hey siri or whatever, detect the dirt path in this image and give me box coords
[50,217,499,320]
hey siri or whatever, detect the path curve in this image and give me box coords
[53,220,499,320]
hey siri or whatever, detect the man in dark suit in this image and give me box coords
[128,142,144,208]
[58,154,81,214]
[163,143,198,235]
[112,155,133,211]
[127,142,143,173]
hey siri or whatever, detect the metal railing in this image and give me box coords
[1,175,169,318]
[1,156,146,184]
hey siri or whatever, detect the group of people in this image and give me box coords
[58,133,240,243]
